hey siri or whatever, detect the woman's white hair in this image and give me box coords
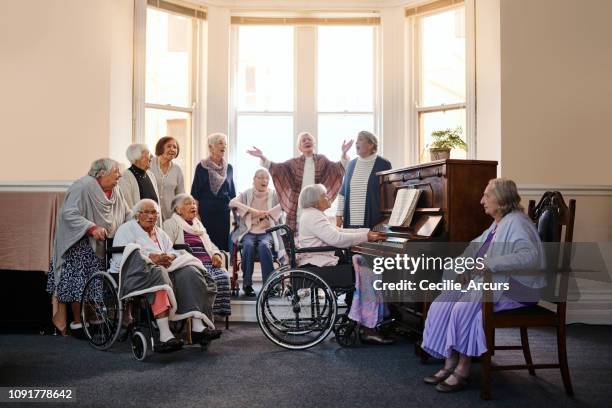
[296,131,314,148]
[88,158,119,178]
[253,168,270,179]
[132,199,160,218]
[126,143,149,164]
[299,184,327,209]
[171,193,194,214]
[358,130,378,153]
[207,132,227,147]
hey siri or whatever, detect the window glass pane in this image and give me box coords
[318,26,374,112]
[235,115,293,192]
[145,8,192,107]
[145,108,191,188]
[317,114,374,159]
[420,109,466,162]
[421,7,465,107]
[236,26,294,112]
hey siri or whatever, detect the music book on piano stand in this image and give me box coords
[388,188,421,227]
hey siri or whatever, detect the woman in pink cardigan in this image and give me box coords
[296,184,394,345]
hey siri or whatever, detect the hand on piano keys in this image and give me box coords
[367,231,387,242]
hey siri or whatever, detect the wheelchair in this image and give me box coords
[79,239,204,361]
[256,225,359,350]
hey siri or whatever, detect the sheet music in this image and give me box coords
[388,188,421,227]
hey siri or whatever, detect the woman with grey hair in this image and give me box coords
[119,143,160,215]
[421,178,544,393]
[111,199,221,350]
[191,133,236,251]
[229,169,283,297]
[297,184,393,345]
[163,193,231,317]
[47,158,131,336]
[336,130,392,229]
[247,132,352,232]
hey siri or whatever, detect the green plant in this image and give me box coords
[429,127,467,151]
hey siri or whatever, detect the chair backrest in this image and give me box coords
[527,191,576,308]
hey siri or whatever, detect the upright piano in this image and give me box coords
[352,159,498,346]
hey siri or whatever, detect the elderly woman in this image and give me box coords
[297,184,393,345]
[191,133,236,251]
[247,132,352,232]
[111,199,221,349]
[336,131,392,228]
[229,169,283,297]
[421,178,544,392]
[47,158,131,336]
[151,136,185,221]
[163,193,231,317]
[119,143,160,214]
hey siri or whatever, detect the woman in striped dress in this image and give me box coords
[336,131,392,229]
[421,178,544,392]
[163,193,231,317]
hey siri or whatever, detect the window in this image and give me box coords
[317,26,376,160]
[232,26,294,191]
[141,5,200,188]
[414,5,466,162]
[230,22,378,192]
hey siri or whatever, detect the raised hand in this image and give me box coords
[246,146,264,159]
[341,139,354,157]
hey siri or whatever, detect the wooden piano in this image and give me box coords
[352,159,498,352]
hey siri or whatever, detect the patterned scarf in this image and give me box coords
[200,157,228,195]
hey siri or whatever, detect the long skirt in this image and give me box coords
[348,255,387,329]
[200,209,231,251]
[46,236,105,303]
[421,289,527,359]
[201,260,231,316]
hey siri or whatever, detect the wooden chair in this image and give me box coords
[480,191,576,400]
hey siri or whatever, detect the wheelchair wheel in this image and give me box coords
[81,271,123,351]
[256,269,337,350]
[333,314,358,347]
[131,331,148,361]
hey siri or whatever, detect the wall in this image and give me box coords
[0,0,133,181]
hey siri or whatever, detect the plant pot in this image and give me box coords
[429,148,451,161]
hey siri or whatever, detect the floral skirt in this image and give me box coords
[47,236,105,303]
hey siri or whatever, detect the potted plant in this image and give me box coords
[428,126,467,161]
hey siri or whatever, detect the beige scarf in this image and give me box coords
[172,213,208,247]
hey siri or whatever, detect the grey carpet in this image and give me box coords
[0,323,610,408]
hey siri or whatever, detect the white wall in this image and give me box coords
[0,0,134,181]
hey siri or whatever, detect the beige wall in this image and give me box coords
[0,0,133,181]
[500,0,612,185]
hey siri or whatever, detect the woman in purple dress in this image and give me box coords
[421,178,544,392]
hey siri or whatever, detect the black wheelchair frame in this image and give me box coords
[255,224,359,350]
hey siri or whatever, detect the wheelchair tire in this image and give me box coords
[256,269,337,350]
[81,271,123,351]
[131,331,148,361]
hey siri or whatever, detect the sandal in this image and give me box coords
[423,367,455,385]
[435,372,470,392]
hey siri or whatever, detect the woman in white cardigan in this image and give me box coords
[163,193,231,317]
[297,184,393,345]
[229,169,283,297]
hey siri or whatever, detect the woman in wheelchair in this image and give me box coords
[229,169,283,296]
[297,184,394,345]
[111,199,221,351]
[164,193,231,317]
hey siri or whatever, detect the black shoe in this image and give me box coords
[243,286,256,297]
[191,329,222,346]
[156,337,184,353]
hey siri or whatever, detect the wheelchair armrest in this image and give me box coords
[172,244,193,254]
[108,246,126,254]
